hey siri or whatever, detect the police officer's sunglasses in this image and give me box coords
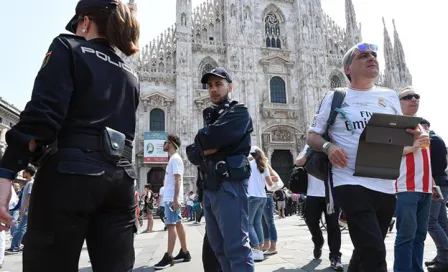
[357,43,378,52]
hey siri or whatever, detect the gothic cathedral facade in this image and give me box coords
[125,0,412,193]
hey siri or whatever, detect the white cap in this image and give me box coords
[250,145,261,153]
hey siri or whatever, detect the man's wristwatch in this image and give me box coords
[322,142,331,155]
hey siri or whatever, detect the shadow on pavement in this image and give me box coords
[296,260,349,272]
[299,259,322,271]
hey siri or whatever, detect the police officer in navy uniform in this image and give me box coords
[187,67,254,271]
[0,1,140,271]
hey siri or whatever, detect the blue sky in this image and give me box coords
[1,0,447,139]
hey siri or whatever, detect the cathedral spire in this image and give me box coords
[383,17,394,70]
[392,19,412,88]
[176,0,192,31]
[382,17,397,89]
[345,0,362,46]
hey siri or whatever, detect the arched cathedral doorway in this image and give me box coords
[271,150,293,187]
[147,167,165,193]
[260,125,305,188]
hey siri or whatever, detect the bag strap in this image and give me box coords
[325,88,348,133]
[322,88,347,214]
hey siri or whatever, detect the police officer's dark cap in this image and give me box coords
[65,0,118,34]
[201,67,233,84]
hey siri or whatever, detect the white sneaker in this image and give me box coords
[252,249,264,262]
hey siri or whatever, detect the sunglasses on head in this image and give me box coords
[357,43,378,52]
[400,94,420,100]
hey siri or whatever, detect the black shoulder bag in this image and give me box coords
[304,89,347,181]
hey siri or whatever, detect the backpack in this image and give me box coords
[304,89,347,181]
[289,166,308,194]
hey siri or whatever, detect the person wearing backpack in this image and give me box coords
[307,43,425,272]
[297,145,343,270]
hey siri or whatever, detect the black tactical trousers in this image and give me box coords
[23,148,136,272]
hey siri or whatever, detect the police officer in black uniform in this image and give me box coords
[187,67,254,272]
[0,1,140,271]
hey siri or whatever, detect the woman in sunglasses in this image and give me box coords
[0,0,140,271]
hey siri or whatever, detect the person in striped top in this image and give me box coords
[394,87,432,272]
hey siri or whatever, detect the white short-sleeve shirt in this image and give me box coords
[308,87,403,194]
[299,145,325,197]
[248,160,270,197]
[162,153,184,203]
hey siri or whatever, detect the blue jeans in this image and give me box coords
[186,205,194,220]
[10,211,28,250]
[428,184,448,264]
[163,202,182,225]
[262,194,278,242]
[8,210,20,237]
[394,192,432,272]
[203,180,254,272]
[248,197,266,247]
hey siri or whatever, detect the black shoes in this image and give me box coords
[154,250,191,270]
[173,249,192,263]
[313,245,322,259]
[428,262,448,272]
[330,256,344,271]
[154,253,174,270]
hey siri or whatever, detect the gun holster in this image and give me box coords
[100,127,126,162]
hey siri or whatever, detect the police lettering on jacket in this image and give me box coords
[80,46,138,79]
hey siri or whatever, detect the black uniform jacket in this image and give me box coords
[0,34,140,179]
[187,101,253,171]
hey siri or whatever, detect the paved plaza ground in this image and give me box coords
[1,215,437,271]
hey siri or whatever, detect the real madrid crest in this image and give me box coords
[378,98,386,108]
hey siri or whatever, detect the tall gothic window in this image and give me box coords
[150,108,165,131]
[330,75,343,89]
[270,76,286,103]
[201,63,214,89]
[265,13,281,49]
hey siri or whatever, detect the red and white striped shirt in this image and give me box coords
[396,147,433,193]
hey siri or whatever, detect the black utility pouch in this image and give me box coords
[223,154,251,181]
[100,127,125,162]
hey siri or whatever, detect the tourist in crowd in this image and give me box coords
[307,42,424,271]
